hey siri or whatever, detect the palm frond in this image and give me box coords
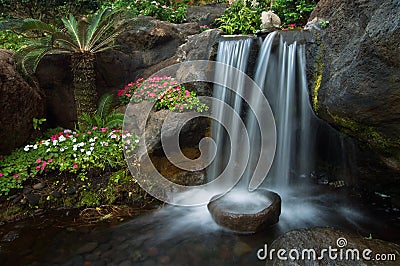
[62,14,82,50]
[20,18,56,34]
[96,93,114,119]
[51,31,79,52]
[86,8,110,47]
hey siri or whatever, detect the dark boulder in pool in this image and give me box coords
[207,189,281,233]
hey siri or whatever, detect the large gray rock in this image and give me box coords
[0,49,45,154]
[269,227,400,266]
[186,3,227,26]
[307,0,400,171]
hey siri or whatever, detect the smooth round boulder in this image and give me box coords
[207,189,281,233]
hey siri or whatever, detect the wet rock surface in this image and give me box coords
[0,49,45,154]
[270,227,400,266]
[308,0,400,170]
[208,190,281,233]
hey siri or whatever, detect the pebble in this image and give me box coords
[158,255,171,264]
[1,230,19,242]
[147,247,159,256]
[33,183,45,190]
[233,241,252,257]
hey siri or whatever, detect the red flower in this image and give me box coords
[118,90,125,97]
[13,174,18,178]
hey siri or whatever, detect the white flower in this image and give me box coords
[59,135,66,142]
[72,138,77,143]
[90,143,95,147]
[110,134,117,139]
[52,140,57,146]
[126,133,132,137]
[89,138,95,143]
[73,145,77,151]
[90,147,94,151]
[24,146,30,151]
[73,154,76,158]
[60,148,65,152]
[33,144,38,149]
[126,139,131,145]
[135,139,140,143]
[86,151,91,156]
[80,149,85,153]
[46,148,50,153]
[44,141,50,146]
[78,142,85,147]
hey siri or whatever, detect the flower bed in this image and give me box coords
[118,75,208,112]
[0,127,139,196]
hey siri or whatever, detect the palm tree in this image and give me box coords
[5,8,131,127]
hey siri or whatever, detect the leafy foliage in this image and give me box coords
[0,128,139,196]
[271,0,317,27]
[81,93,125,129]
[118,76,208,112]
[102,0,187,23]
[3,8,132,75]
[216,0,318,34]
[0,30,27,50]
[0,0,101,25]
[216,0,264,35]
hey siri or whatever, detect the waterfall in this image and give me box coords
[208,32,316,190]
[207,38,253,183]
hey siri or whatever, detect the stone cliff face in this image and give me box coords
[0,49,45,154]
[308,0,400,172]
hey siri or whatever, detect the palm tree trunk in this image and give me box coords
[71,52,98,128]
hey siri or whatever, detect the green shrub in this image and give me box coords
[216,0,318,34]
[216,0,264,35]
[0,0,101,25]
[0,128,139,196]
[0,30,27,50]
[271,0,317,27]
[102,0,187,23]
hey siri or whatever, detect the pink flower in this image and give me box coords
[14,174,18,178]
[87,131,92,135]
[92,126,98,130]
[36,158,41,163]
[48,158,53,163]
[101,128,108,133]
[0,173,3,177]
[41,161,47,171]
[126,94,131,97]
[103,142,109,147]
[36,165,41,170]
[118,89,125,97]
[73,163,78,169]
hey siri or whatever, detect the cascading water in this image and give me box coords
[207,38,253,184]
[208,32,316,191]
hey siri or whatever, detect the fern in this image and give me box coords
[96,93,113,118]
[80,93,124,129]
